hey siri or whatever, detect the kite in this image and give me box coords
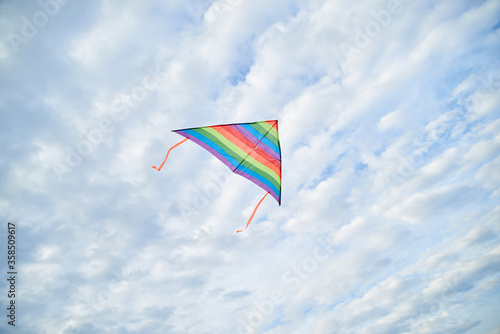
[152,120,282,233]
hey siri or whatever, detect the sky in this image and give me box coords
[0,0,499,333]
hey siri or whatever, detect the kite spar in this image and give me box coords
[152,120,282,233]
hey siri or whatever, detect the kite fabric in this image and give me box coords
[152,120,282,233]
[172,120,282,205]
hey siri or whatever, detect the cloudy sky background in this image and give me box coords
[1,0,500,333]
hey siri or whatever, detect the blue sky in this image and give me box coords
[1,0,500,333]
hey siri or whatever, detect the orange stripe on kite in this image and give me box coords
[217,125,256,152]
[267,120,278,130]
[214,126,281,175]
[248,150,281,177]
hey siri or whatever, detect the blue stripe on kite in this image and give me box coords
[235,169,281,204]
[239,124,281,156]
[181,129,240,169]
[236,165,281,198]
[176,130,236,172]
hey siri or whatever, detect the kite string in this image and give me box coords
[232,121,276,173]
[152,137,189,171]
[236,192,270,233]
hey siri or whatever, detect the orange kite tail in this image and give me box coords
[237,192,270,233]
[152,137,189,171]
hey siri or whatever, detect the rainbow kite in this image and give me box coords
[153,120,282,233]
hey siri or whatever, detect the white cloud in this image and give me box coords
[1,0,500,333]
[378,110,402,130]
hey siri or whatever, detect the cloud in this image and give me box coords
[1,0,499,333]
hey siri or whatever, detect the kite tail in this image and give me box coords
[152,137,189,171]
[237,192,270,233]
